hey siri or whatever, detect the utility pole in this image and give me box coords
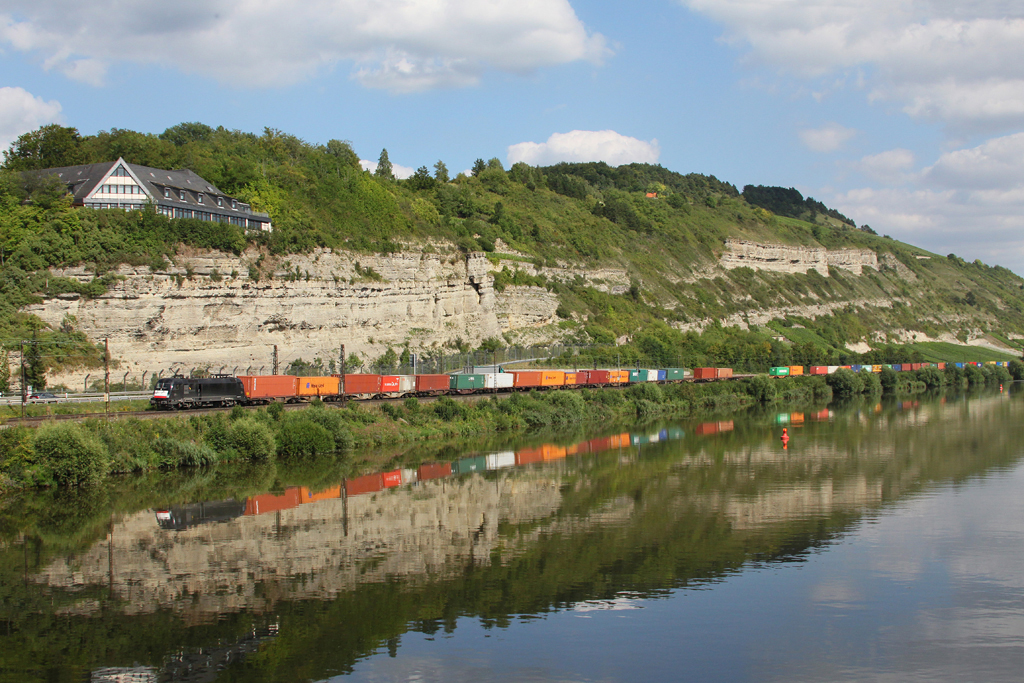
[20,341,26,419]
[104,338,110,417]
[272,345,279,375]
[340,343,347,407]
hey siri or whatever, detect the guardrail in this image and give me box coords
[0,391,151,406]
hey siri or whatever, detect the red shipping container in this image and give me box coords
[239,375,299,400]
[343,374,382,395]
[809,366,828,375]
[695,422,719,435]
[937,362,946,370]
[415,374,449,394]
[516,447,545,465]
[694,368,716,380]
[586,370,611,385]
[382,470,402,488]
[587,437,612,453]
[380,376,400,393]
[244,487,303,516]
[418,462,452,481]
[345,473,383,496]
[716,368,734,379]
[513,371,543,388]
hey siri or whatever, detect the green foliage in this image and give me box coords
[745,374,778,402]
[153,438,218,468]
[825,368,864,397]
[228,418,276,461]
[277,418,336,459]
[32,422,108,486]
[302,405,354,450]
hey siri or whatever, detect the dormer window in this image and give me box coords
[231,199,237,210]
[163,188,170,199]
[217,197,223,207]
[198,193,204,204]
[179,190,185,201]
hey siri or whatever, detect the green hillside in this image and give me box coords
[1,122,1023,380]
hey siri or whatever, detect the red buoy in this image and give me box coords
[781,427,790,448]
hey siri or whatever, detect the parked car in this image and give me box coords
[29,392,58,403]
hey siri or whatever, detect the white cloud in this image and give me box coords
[359,159,414,179]
[0,86,62,152]
[0,0,608,92]
[507,130,660,167]
[832,133,1024,273]
[799,123,857,153]
[682,1,1024,131]
[855,148,916,184]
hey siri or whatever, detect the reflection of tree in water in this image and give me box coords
[0,392,1021,681]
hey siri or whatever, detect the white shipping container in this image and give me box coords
[486,451,517,470]
[644,369,659,382]
[401,469,418,485]
[484,373,515,389]
[397,375,416,393]
[827,366,840,373]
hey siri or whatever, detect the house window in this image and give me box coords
[217,197,223,207]
[179,190,185,200]
[164,188,170,198]
[231,199,237,210]
[198,193,204,204]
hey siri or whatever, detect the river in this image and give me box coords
[1,388,1022,682]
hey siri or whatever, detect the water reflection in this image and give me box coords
[1,389,1022,681]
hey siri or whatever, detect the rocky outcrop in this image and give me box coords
[28,247,559,382]
[721,239,878,276]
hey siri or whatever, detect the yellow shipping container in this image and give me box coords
[871,365,883,373]
[297,376,341,397]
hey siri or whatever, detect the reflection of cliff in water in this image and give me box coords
[30,392,1022,624]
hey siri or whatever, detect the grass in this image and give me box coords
[904,342,1019,363]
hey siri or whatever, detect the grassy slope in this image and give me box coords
[2,124,1024,371]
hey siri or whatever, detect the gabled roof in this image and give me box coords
[39,161,117,203]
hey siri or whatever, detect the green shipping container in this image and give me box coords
[628,370,642,382]
[664,368,686,380]
[450,374,486,391]
[769,367,790,376]
[453,455,487,475]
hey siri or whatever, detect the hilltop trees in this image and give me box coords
[374,149,394,181]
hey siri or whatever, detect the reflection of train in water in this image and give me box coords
[151,408,843,528]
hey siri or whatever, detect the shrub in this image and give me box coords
[626,382,664,403]
[548,390,586,423]
[267,401,284,421]
[825,368,863,397]
[33,422,109,486]
[153,438,218,468]
[861,372,882,394]
[879,367,898,393]
[745,374,778,402]
[916,366,944,389]
[228,418,276,461]
[277,419,335,459]
[433,396,466,422]
[964,364,985,386]
[1008,359,1024,381]
[301,406,354,450]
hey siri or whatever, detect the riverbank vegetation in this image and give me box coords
[0,377,840,491]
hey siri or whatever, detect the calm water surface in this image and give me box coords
[2,389,1023,682]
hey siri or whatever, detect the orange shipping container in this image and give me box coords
[300,485,342,503]
[563,372,581,385]
[417,462,452,481]
[694,368,717,380]
[515,447,545,465]
[239,375,299,400]
[297,376,341,397]
[343,374,382,395]
[382,470,402,488]
[716,368,734,379]
[695,422,719,435]
[717,420,735,433]
[541,444,568,461]
[788,366,805,376]
[609,433,631,449]
[541,371,566,386]
[345,473,383,496]
[790,413,805,424]
[608,370,630,384]
[512,371,543,388]
[245,487,303,516]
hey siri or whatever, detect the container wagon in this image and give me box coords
[297,376,341,400]
[238,375,299,404]
[343,374,382,399]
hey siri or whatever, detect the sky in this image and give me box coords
[3,1,1024,272]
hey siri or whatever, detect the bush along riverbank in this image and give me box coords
[1,377,838,491]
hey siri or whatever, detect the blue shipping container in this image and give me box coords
[892,364,902,371]
[657,370,667,381]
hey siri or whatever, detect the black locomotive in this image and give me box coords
[151,375,247,410]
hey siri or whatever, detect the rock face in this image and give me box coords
[720,239,878,276]
[28,247,562,382]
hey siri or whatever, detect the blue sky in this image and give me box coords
[3,1,1024,272]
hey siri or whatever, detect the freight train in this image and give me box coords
[150,360,1013,410]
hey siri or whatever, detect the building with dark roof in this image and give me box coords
[36,157,272,232]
